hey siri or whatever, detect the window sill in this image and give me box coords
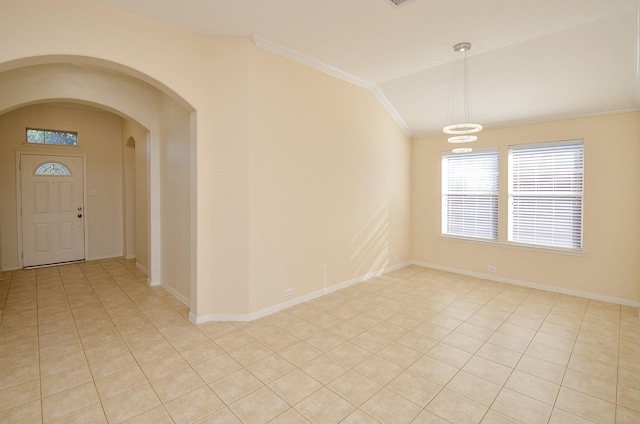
[440,235,586,256]
[22,142,80,149]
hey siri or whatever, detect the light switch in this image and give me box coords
[89,189,97,196]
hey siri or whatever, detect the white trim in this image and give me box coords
[189,260,411,324]
[88,254,125,261]
[439,235,586,257]
[412,107,640,139]
[148,131,161,287]
[411,260,640,307]
[371,87,413,136]
[135,262,148,275]
[252,36,373,89]
[161,283,190,307]
[189,111,198,319]
[251,36,412,137]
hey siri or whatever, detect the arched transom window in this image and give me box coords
[35,162,71,176]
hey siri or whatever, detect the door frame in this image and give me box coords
[15,151,88,268]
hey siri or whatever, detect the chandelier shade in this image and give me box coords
[452,147,473,154]
[448,135,478,143]
[443,123,483,135]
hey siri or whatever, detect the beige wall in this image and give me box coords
[0,103,124,267]
[159,96,191,302]
[247,47,411,314]
[122,119,149,274]
[412,112,640,303]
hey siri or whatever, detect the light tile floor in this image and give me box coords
[0,258,639,423]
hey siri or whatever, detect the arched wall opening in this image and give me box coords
[0,59,197,313]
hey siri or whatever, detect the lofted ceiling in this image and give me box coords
[94,0,639,137]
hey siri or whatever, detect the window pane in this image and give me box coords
[442,150,499,241]
[509,141,583,250]
[44,131,62,145]
[60,132,77,145]
[26,128,77,146]
[35,162,71,176]
[445,194,498,239]
[26,129,45,144]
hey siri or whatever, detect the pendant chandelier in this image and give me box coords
[444,42,482,153]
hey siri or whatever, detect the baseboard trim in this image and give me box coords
[190,260,412,324]
[160,283,190,307]
[135,262,148,274]
[411,261,640,308]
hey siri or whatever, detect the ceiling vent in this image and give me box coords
[388,0,413,6]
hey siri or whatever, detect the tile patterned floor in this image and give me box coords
[0,259,639,423]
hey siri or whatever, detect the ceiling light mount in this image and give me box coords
[453,42,472,53]
[387,0,414,7]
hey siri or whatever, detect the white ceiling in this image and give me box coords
[94,0,639,137]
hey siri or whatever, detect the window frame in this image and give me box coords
[441,148,500,242]
[25,127,79,147]
[508,139,584,252]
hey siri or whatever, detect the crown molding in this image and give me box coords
[371,87,413,137]
[252,35,412,137]
[411,107,640,140]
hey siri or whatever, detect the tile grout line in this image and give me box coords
[469,286,546,424]
[83,259,176,423]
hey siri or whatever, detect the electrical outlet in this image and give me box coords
[488,266,497,273]
[284,288,293,297]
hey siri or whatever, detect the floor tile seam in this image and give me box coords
[549,300,599,420]
[614,309,626,409]
[505,296,577,386]
[35,266,101,421]
[199,406,245,424]
[225,383,288,418]
[60,322,121,424]
[0,375,41,413]
[267,370,325,407]
[77,262,191,368]
[40,385,103,424]
[484,386,558,424]
[33,268,48,424]
[446,369,512,408]
[617,361,640,378]
[551,393,614,424]
[420,390,478,424]
[560,373,619,406]
[288,382,364,422]
[73,262,165,416]
[474,288,558,422]
[124,373,183,423]
[209,354,281,396]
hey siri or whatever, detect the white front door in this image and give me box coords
[20,154,85,267]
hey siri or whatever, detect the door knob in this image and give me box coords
[78,214,83,218]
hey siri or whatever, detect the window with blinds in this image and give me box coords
[442,149,499,240]
[508,140,584,250]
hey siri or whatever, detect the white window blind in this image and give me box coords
[442,150,499,240]
[508,140,584,250]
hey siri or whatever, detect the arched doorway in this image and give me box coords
[0,59,196,314]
